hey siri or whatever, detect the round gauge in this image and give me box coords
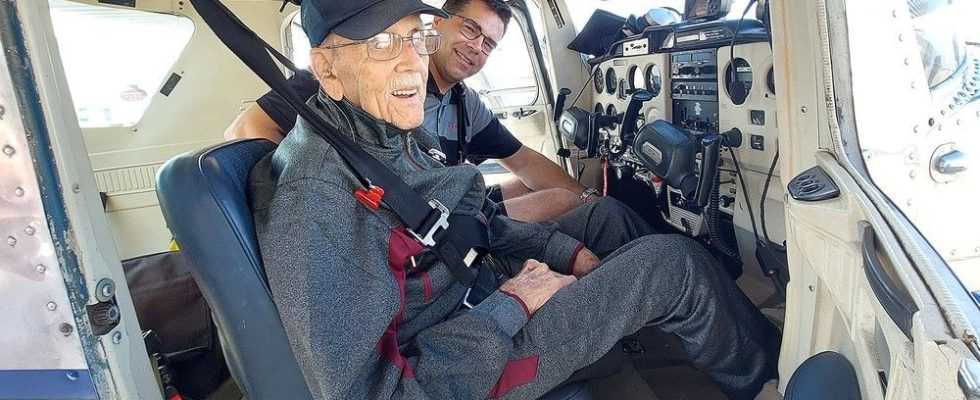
[645,64,663,98]
[724,58,753,105]
[646,107,664,122]
[606,104,618,117]
[629,65,644,91]
[594,103,604,114]
[618,79,628,100]
[605,68,618,94]
[766,66,776,95]
[594,68,604,94]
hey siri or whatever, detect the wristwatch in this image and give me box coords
[579,188,599,203]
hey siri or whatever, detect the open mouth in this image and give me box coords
[392,88,419,99]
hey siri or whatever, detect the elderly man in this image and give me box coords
[232,0,601,223]
[238,0,657,262]
[249,1,779,399]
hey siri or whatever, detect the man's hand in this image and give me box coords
[571,248,599,277]
[499,260,576,315]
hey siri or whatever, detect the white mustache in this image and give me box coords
[389,74,424,91]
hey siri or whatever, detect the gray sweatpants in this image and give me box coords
[498,235,777,400]
[551,197,657,258]
[486,199,778,399]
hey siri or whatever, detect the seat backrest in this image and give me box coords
[156,139,313,400]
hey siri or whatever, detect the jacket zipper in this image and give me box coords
[403,133,424,171]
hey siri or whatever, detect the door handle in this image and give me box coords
[512,109,537,119]
[860,221,918,340]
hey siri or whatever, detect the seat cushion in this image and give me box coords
[784,351,861,400]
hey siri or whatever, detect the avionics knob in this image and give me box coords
[720,195,735,208]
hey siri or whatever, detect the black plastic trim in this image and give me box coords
[788,165,840,202]
[860,221,919,340]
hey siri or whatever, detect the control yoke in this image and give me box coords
[694,128,741,207]
[633,120,742,207]
[694,135,721,207]
[619,89,654,146]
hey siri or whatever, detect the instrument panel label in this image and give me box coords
[623,38,650,56]
[642,142,663,165]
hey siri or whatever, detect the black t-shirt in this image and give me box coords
[255,70,522,165]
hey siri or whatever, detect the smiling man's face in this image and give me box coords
[429,1,505,92]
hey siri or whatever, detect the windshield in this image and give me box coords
[566,0,759,33]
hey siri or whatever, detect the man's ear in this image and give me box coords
[310,48,344,101]
[432,14,447,29]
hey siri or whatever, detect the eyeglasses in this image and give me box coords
[452,15,498,55]
[321,29,441,61]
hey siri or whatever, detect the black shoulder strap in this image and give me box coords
[191,0,485,285]
[452,83,470,164]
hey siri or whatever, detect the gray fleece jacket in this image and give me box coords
[249,92,584,399]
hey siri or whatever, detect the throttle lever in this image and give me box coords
[554,87,572,124]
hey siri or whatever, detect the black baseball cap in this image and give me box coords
[302,0,449,47]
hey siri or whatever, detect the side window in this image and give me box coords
[464,19,538,108]
[851,1,980,291]
[49,0,193,128]
[285,12,312,70]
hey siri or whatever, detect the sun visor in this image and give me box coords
[567,10,626,58]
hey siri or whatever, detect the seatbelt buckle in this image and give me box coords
[461,287,475,309]
[408,199,450,247]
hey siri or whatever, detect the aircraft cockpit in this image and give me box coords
[556,0,787,291]
[3,0,980,399]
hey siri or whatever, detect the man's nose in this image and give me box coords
[463,35,484,53]
[396,40,426,70]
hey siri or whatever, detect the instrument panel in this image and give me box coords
[592,53,671,135]
[589,40,779,237]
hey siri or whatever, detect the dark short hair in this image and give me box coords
[443,0,513,28]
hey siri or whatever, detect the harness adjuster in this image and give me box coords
[408,199,450,247]
[427,148,448,164]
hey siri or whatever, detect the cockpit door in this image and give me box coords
[773,0,980,398]
[0,1,159,398]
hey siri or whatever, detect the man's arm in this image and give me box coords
[458,89,592,201]
[486,207,591,276]
[497,145,588,197]
[223,104,287,143]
